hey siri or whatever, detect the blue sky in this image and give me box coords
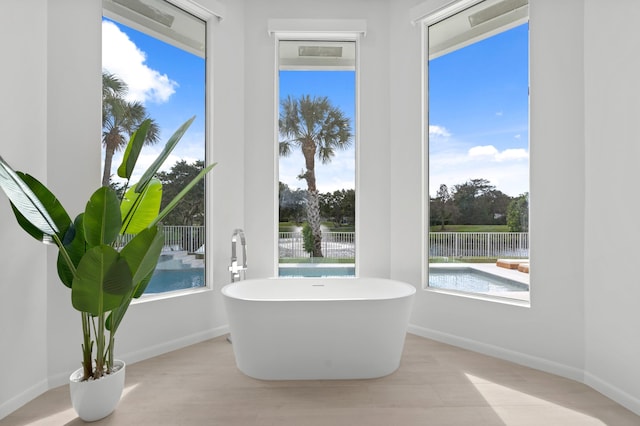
[279,71,356,193]
[103,17,528,197]
[429,23,529,197]
[102,18,205,183]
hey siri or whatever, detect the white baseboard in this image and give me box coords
[120,325,230,367]
[0,379,48,420]
[584,371,640,416]
[408,324,640,416]
[44,326,230,392]
[407,324,584,381]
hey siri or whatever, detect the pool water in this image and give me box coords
[144,268,205,294]
[279,265,355,277]
[428,267,528,293]
[144,265,525,294]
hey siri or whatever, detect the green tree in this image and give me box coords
[507,193,529,232]
[279,95,352,257]
[487,189,512,225]
[452,178,511,225]
[157,160,205,226]
[279,181,307,223]
[430,184,456,230]
[302,222,314,255]
[320,189,355,225]
[101,72,160,187]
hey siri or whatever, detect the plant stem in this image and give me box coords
[81,312,92,380]
[52,234,77,279]
[108,331,115,372]
[94,313,105,379]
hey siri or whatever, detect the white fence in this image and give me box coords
[118,225,205,253]
[429,232,529,258]
[279,231,355,259]
[279,231,529,260]
[121,228,528,259]
[162,225,206,253]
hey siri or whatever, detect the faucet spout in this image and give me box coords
[229,228,247,282]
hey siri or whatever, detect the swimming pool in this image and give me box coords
[428,267,528,293]
[144,253,205,294]
[279,264,355,277]
[144,268,205,294]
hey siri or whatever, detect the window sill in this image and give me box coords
[424,286,531,308]
[133,286,212,305]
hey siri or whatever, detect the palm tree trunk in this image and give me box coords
[102,146,115,187]
[300,139,322,257]
[307,190,323,257]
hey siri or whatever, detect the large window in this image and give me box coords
[426,0,530,301]
[102,0,207,295]
[277,39,357,277]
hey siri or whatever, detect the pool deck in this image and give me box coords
[430,262,530,302]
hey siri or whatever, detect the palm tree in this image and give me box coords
[101,72,160,187]
[279,94,352,257]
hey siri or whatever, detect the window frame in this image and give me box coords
[270,20,365,277]
[419,0,531,305]
[102,0,217,300]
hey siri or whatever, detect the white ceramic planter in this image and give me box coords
[69,360,126,422]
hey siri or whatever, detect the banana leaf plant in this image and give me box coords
[0,117,215,381]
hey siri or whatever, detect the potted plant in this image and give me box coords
[0,117,215,421]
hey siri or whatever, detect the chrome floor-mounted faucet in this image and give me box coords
[229,228,247,282]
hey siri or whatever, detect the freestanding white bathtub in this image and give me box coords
[221,278,416,380]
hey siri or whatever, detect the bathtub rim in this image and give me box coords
[221,277,416,302]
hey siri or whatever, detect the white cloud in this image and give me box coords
[468,145,498,157]
[429,125,451,138]
[429,144,529,197]
[468,145,528,162]
[495,148,528,162]
[102,21,177,104]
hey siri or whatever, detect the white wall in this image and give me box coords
[2,0,640,419]
[0,0,237,417]
[45,0,103,387]
[243,0,392,279]
[391,0,639,414]
[0,0,49,417]
[242,0,392,279]
[583,0,640,410]
[392,0,587,378]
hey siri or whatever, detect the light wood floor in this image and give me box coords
[4,334,639,425]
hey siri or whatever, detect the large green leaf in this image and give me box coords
[150,163,216,227]
[106,268,153,334]
[132,269,154,299]
[120,225,164,286]
[0,156,60,239]
[83,187,121,248]
[57,214,86,288]
[71,245,132,315]
[9,172,71,243]
[106,227,163,334]
[136,116,195,194]
[105,292,132,334]
[120,178,162,234]
[117,119,151,180]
